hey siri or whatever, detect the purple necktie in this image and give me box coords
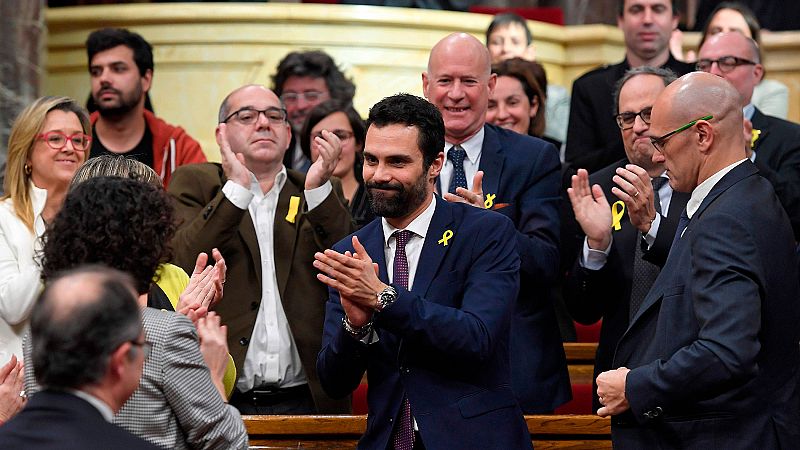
[391,230,414,450]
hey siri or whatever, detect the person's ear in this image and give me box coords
[696,120,714,153]
[141,69,153,94]
[428,151,444,181]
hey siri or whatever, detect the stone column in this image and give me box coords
[0,0,44,194]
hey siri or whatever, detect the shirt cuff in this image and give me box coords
[304,180,332,212]
[643,213,661,248]
[580,236,613,270]
[222,180,254,210]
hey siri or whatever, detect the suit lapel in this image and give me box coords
[622,162,759,333]
[750,108,771,156]
[224,171,262,288]
[478,125,504,199]
[363,221,389,283]
[274,173,303,298]
[412,196,455,297]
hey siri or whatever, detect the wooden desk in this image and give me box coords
[245,414,612,449]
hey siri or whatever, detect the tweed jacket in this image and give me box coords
[26,308,248,449]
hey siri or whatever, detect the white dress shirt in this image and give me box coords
[380,196,436,290]
[438,127,485,195]
[223,167,332,391]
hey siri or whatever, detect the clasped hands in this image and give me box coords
[218,123,342,191]
[177,248,226,324]
[568,165,658,250]
[314,236,388,328]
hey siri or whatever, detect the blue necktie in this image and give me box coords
[391,230,414,450]
[671,208,691,249]
[447,145,467,194]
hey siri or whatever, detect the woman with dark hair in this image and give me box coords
[487,58,561,148]
[32,176,247,449]
[301,100,374,228]
[0,96,91,364]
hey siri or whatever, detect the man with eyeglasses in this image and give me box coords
[697,31,800,240]
[0,266,160,449]
[85,28,206,188]
[594,71,800,449]
[564,66,690,413]
[167,84,354,415]
[565,0,694,175]
[272,51,356,173]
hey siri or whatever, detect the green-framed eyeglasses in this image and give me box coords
[650,115,713,152]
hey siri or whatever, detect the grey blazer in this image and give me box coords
[25,307,247,450]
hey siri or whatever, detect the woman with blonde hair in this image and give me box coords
[0,96,90,364]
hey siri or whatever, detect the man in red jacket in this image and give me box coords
[86,28,206,187]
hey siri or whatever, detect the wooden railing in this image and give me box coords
[245,414,612,449]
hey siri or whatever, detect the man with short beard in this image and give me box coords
[86,28,206,188]
[315,93,531,450]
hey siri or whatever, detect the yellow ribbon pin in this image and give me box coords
[750,129,761,149]
[285,196,301,224]
[438,229,454,246]
[611,200,625,231]
[484,193,496,209]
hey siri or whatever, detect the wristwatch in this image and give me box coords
[375,285,398,312]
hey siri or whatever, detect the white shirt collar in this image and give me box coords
[381,195,437,246]
[743,103,755,121]
[686,159,747,219]
[445,126,484,163]
[69,389,115,422]
[248,166,287,198]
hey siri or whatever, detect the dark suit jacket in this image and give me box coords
[750,107,800,239]
[317,196,532,450]
[444,124,570,413]
[0,390,160,449]
[562,158,690,411]
[564,55,694,174]
[611,161,800,449]
[168,163,353,413]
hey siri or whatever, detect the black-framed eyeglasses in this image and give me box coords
[222,107,287,126]
[280,91,326,104]
[615,107,652,130]
[129,340,152,359]
[37,131,92,151]
[695,56,756,73]
[312,129,354,141]
[649,115,713,153]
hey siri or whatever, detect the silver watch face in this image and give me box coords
[379,287,397,306]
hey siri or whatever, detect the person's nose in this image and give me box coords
[632,114,650,135]
[448,81,464,102]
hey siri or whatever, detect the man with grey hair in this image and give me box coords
[697,31,800,239]
[168,84,353,414]
[0,265,160,449]
[564,66,690,412]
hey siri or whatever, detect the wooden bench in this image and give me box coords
[565,342,597,385]
[245,415,611,449]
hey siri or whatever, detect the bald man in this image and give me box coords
[168,84,353,414]
[697,32,800,240]
[422,33,569,413]
[596,72,800,449]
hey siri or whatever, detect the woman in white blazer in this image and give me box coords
[0,97,90,364]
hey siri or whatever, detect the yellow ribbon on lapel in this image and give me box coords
[285,196,301,224]
[484,193,496,209]
[750,129,761,149]
[611,200,625,231]
[438,229,454,246]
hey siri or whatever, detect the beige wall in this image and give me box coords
[45,3,800,161]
